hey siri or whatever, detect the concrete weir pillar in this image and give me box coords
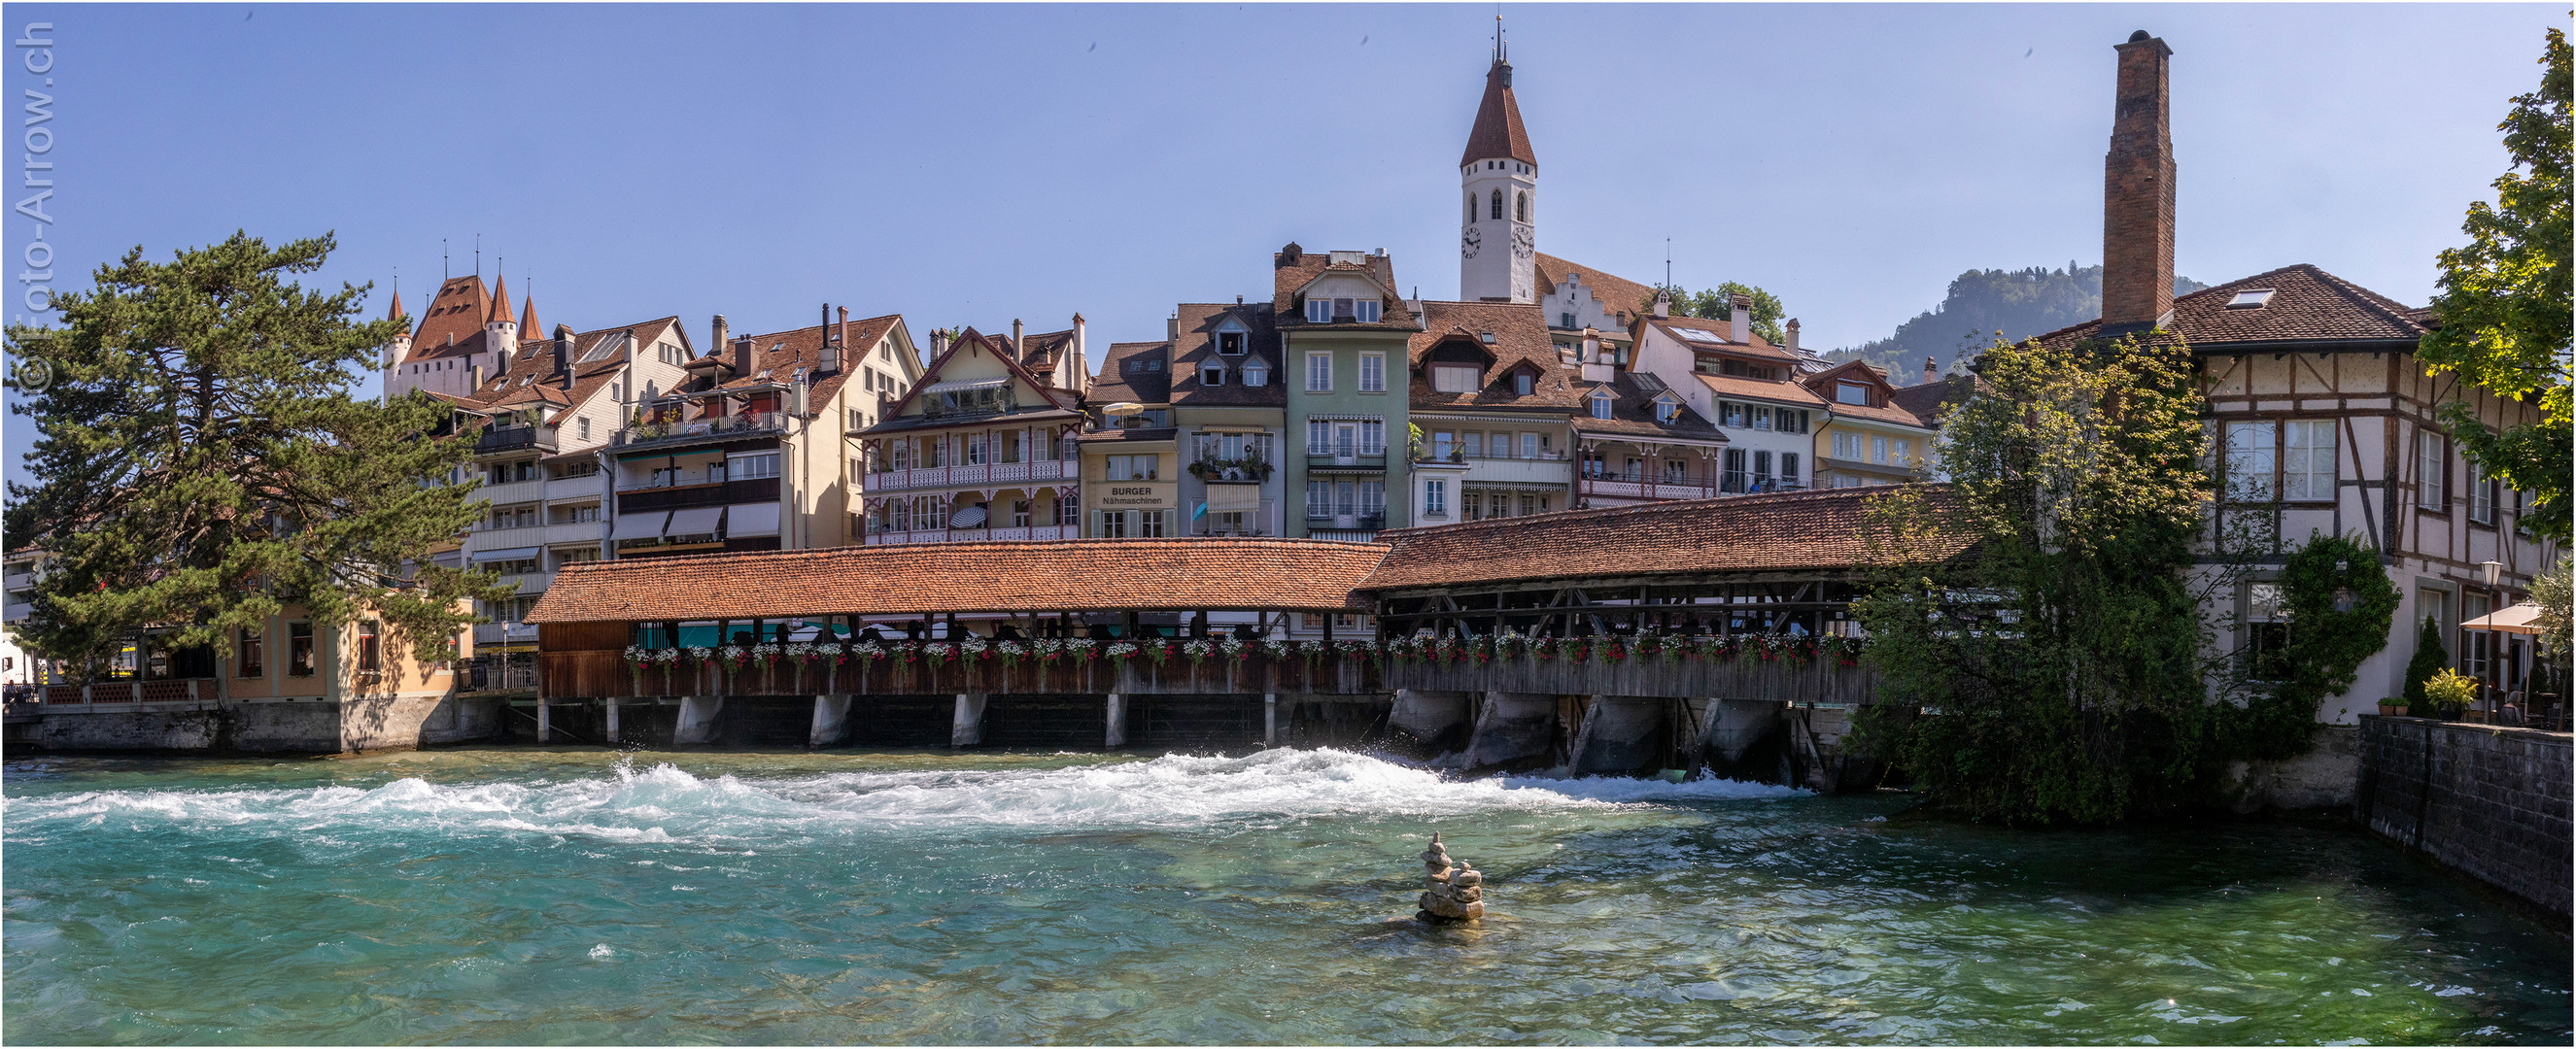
[951,693,986,749]
[535,698,552,743]
[1104,694,1126,748]
[604,697,621,745]
[674,696,724,746]
[1702,698,1785,781]
[1463,692,1560,771]
[810,694,851,749]
[1389,689,1473,754]
[1569,695,1666,776]
[1264,694,1280,747]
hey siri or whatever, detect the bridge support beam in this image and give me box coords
[810,694,851,749]
[1389,689,1473,755]
[604,697,620,745]
[1569,695,1667,776]
[1104,694,1126,748]
[1264,694,1279,747]
[1704,698,1785,781]
[675,695,724,745]
[535,698,552,743]
[1463,692,1560,772]
[951,693,986,749]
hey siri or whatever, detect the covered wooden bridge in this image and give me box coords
[526,487,1961,781]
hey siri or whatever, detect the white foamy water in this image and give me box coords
[1,748,1803,844]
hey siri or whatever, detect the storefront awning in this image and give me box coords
[610,512,669,540]
[919,376,1012,395]
[667,506,723,538]
[471,546,542,564]
[1204,484,1263,512]
[727,501,782,538]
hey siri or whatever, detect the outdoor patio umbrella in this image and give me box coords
[2460,602,2543,634]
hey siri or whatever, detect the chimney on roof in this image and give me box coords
[468,362,483,392]
[1652,288,1670,319]
[733,333,755,377]
[1729,293,1753,344]
[710,314,728,368]
[931,328,949,357]
[1785,319,1802,357]
[1011,318,1025,357]
[1919,355,1935,385]
[2103,29,2178,332]
[827,306,847,374]
[1281,242,1302,266]
[552,323,575,383]
[1070,313,1087,395]
[1168,312,1180,342]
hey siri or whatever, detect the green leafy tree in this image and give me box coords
[2243,533,2400,755]
[2,231,503,684]
[1650,281,1787,346]
[2401,614,2451,712]
[2420,27,2572,544]
[2531,557,2571,665]
[1849,332,2238,824]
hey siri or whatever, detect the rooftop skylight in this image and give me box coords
[2225,288,2276,310]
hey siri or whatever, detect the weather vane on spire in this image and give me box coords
[1494,7,1506,63]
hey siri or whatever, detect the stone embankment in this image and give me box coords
[2355,716,2572,922]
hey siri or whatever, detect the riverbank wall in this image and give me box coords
[3,693,506,755]
[2355,715,2572,922]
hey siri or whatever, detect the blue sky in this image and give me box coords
[4,3,2562,487]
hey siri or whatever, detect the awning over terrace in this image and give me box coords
[525,538,1391,624]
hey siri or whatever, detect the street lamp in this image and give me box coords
[2479,559,2503,588]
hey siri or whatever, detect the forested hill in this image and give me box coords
[1833,264,2207,376]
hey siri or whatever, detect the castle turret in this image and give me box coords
[1459,47,1536,304]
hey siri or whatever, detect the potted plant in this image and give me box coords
[2422,667,2479,722]
[2376,696,2405,717]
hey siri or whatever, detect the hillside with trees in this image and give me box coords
[1834,264,2206,376]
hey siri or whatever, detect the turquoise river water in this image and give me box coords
[3,747,2567,1045]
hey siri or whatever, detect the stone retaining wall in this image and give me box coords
[2356,716,2572,921]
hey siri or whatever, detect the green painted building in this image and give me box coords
[1272,244,1421,540]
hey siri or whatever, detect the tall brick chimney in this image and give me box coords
[2102,30,2176,333]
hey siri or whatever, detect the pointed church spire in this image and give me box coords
[487,273,512,325]
[519,293,539,342]
[1460,51,1534,167]
[387,285,404,322]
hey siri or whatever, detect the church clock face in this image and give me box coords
[1510,225,1534,261]
[1461,227,1482,259]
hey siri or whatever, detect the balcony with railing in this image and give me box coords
[862,457,1075,494]
[1303,439,1388,470]
[868,524,1079,545]
[476,424,558,455]
[1303,511,1387,532]
[614,409,789,451]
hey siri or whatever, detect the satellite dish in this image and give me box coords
[1101,402,1144,417]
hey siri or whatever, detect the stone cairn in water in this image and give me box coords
[1416,831,1485,924]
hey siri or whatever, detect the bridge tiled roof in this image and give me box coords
[525,538,1389,624]
[1361,486,1968,592]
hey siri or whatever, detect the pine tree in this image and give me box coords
[2,231,502,680]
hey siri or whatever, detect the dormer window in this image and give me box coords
[1432,364,1481,393]
[1305,297,1331,323]
[1514,373,1535,396]
[1217,332,1245,355]
[1836,381,1872,406]
[1655,400,1679,423]
[1242,361,1269,387]
[1333,297,1357,321]
[1201,362,1225,387]
[1353,299,1381,322]
[1590,390,1614,420]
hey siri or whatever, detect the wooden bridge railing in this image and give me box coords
[540,644,1879,703]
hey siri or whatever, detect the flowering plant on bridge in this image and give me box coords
[847,640,888,663]
[749,643,782,669]
[1820,636,1863,667]
[1220,637,1249,662]
[1105,641,1139,664]
[959,638,990,662]
[922,642,957,665]
[1181,639,1216,665]
[717,645,747,672]
[996,641,1027,670]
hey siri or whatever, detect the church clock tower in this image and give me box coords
[1460,48,1535,303]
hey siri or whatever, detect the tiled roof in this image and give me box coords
[719,313,900,416]
[518,296,540,340]
[465,317,687,424]
[1803,359,1935,428]
[1567,371,1726,441]
[1887,374,1976,428]
[487,274,513,326]
[1696,371,1830,408]
[1642,316,1798,362]
[998,326,1079,388]
[1535,254,1654,322]
[1089,340,1171,405]
[2035,263,2427,349]
[527,538,1391,623]
[406,275,497,362]
[1362,486,1969,592]
[1408,300,1581,412]
[1460,58,1535,166]
[1172,303,1286,408]
[1270,247,1424,331]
